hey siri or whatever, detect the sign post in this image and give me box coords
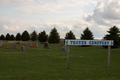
[65,40,113,69]
[107,45,111,68]
[67,46,69,69]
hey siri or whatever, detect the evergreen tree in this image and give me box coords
[38,31,48,42]
[80,27,94,40]
[31,30,38,41]
[65,31,76,39]
[6,33,10,40]
[0,34,5,40]
[16,33,22,41]
[48,27,60,43]
[22,30,30,41]
[103,26,120,48]
[10,34,15,40]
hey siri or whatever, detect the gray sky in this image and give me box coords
[0,0,120,39]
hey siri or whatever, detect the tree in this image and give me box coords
[22,30,30,41]
[30,30,38,41]
[0,34,5,40]
[38,31,48,42]
[48,27,60,43]
[16,33,22,41]
[65,31,76,39]
[6,33,10,40]
[10,34,15,40]
[80,27,94,40]
[103,26,120,48]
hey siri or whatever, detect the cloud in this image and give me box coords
[0,16,109,39]
[15,0,98,13]
[84,0,120,26]
[16,4,67,13]
[0,0,34,4]
[57,0,97,7]
[3,25,19,31]
[0,16,28,35]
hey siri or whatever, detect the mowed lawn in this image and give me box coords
[0,41,120,80]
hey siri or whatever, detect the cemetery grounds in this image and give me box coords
[0,41,120,80]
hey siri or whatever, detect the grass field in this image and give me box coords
[0,41,120,80]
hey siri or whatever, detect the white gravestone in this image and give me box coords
[21,46,25,51]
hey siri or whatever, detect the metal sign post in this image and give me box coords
[65,40,113,69]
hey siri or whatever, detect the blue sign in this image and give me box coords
[65,40,113,46]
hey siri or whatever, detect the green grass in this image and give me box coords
[0,41,120,80]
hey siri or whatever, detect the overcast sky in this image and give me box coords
[0,0,120,39]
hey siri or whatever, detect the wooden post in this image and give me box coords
[107,46,111,68]
[67,46,69,69]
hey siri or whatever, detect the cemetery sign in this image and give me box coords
[65,40,113,46]
[65,40,114,69]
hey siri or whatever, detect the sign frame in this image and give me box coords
[65,40,114,69]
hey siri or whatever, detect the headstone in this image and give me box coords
[35,42,38,47]
[12,44,16,49]
[43,43,49,49]
[25,43,28,46]
[61,45,67,51]
[21,46,25,51]
[29,43,32,46]
[0,43,2,47]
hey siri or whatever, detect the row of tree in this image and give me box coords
[0,26,120,48]
[0,27,59,43]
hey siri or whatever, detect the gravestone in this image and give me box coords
[12,44,16,49]
[61,45,67,51]
[35,42,38,47]
[0,43,2,47]
[43,43,49,49]
[29,43,32,46]
[25,43,28,46]
[21,46,25,51]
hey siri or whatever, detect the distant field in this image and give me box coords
[0,41,120,80]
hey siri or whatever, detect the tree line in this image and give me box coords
[0,26,120,48]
